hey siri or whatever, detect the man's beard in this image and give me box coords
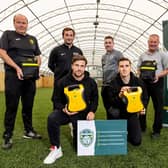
[73,71,84,78]
[65,42,72,46]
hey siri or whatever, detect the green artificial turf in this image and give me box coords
[0,88,168,168]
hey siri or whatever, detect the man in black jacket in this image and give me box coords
[105,57,148,146]
[44,55,98,164]
[48,27,83,109]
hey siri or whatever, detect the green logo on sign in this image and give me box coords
[80,129,94,147]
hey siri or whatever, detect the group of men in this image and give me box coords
[101,34,168,141]
[0,14,168,165]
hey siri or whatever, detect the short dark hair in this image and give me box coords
[118,57,131,65]
[62,27,75,36]
[72,54,87,65]
[104,35,114,41]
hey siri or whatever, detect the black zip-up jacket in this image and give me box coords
[105,72,148,113]
[48,44,83,81]
[54,71,98,114]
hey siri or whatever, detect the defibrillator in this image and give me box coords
[21,57,39,80]
[64,84,87,112]
[140,60,157,82]
[122,87,144,113]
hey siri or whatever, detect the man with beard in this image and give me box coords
[48,27,83,109]
[44,55,98,164]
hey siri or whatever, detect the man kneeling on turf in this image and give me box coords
[43,55,98,164]
[105,57,148,146]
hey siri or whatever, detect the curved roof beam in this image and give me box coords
[1,0,168,74]
[38,24,147,55]
[34,17,149,45]
[0,0,38,23]
[26,3,162,30]
[113,0,134,38]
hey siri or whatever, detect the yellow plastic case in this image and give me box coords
[64,84,86,112]
[123,87,144,113]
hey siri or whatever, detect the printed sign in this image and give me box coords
[77,120,127,156]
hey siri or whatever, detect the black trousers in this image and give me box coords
[47,109,87,149]
[3,71,36,138]
[101,86,112,119]
[139,78,164,133]
[51,78,58,110]
[108,108,141,146]
[127,114,142,146]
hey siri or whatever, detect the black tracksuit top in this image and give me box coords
[48,44,83,81]
[54,71,98,114]
[105,72,148,113]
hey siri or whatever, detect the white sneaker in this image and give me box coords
[43,146,63,164]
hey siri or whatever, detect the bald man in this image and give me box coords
[137,34,168,139]
[0,14,42,149]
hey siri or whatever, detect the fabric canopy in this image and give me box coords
[0,0,168,76]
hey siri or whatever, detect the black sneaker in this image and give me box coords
[151,132,160,139]
[2,138,13,149]
[23,130,42,139]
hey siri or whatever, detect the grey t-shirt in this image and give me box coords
[102,49,123,84]
[137,50,168,75]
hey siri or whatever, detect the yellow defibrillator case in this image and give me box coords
[123,87,144,113]
[64,84,86,112]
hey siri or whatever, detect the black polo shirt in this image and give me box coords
[48,43,83,80]
[0,30,41,71]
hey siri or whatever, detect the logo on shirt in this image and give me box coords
[60,53,66,56]
[29,39,34,45]
[15,38,21,41]
[73,52,80,56]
